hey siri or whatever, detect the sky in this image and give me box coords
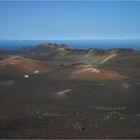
[0,1,140,40]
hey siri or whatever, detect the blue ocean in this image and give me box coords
[0,39,140,51]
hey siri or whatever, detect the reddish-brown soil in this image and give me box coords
[68,64,126,81]
[0,55,58,78]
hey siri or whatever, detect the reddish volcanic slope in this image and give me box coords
[68,64,126,81]
[48,64,126,81]
[0,55,58,77]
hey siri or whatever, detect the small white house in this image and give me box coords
[34,70,40,74]
[24,74,29,78]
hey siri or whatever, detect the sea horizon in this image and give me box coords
[0,39,140,51]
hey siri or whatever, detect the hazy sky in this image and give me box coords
[0,1,140,40]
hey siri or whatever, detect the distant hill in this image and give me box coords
[20,42,135,66]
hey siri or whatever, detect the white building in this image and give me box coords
[34,70,40,74]
[24,74,29,78]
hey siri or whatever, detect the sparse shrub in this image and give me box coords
[31,109,71,119]
[72,122,83,131]
[93,106,127,111]
[104,111,124,120]
[31,109,44,119]
[76,111,87,117]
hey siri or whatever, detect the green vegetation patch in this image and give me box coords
[104,111,124,120]
[31,109,71,119]
[93,106,127,111]
[72,122,83,131]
